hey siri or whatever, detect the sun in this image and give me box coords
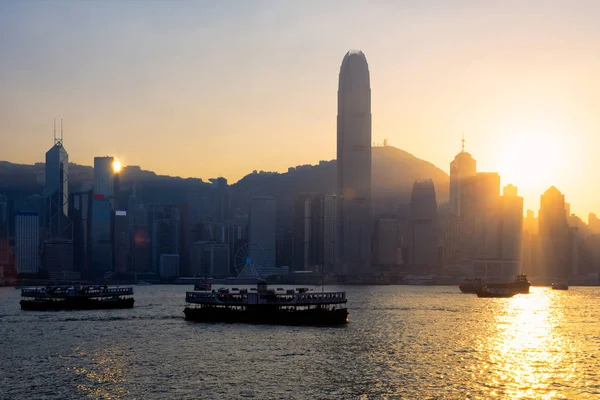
[112,158,122,173]
[497,131,563,192]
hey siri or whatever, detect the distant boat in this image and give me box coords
[485,274,531,294]
[459,277,485,293]
[552,282,569,290]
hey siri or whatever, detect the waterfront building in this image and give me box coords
[90,196,112,276]
[150,205,181,275]
[93,157,115,205]
[336,50,372,275]
[409,179,438,272]
[373,216,400,266]
[499,185,524,276]
[449,138,477,217]
[69,191,92,275]
[45,127,71,239]
[0,194,8,265]
[15,212,40,274]
[159,253,179,279]
[248,196,276,268]
[539,186,571,278]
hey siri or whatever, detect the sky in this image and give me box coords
[1,0,600,217]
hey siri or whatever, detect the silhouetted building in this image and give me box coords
[249,196,276,268]
[15,212,39,274]
[323,193,337,272]
[159,253,179,279]
[211,177,231,225]
[151,205,180,275]
[409,179,437,272]
[90,196,112,276]
[373,216,400,266]
[337,50,372,275]
[190,241,230,278]
[292,194,324,271]
[589,213,600,234]
[69,191,92,275]
[114,210,130,274]
[42,239,74,279]
[131,205,151,275]
[45,132,71,239]
[499,185,523,276]
[539,186,571,278]
[93,157,115,206]
[0,194,8,266]
[522,209,539,277]
[449,139,477,217]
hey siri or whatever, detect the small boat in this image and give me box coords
[485,274,531,294]
[459,277,485,293]
[476,286,516,298]
[20,284,135,310]
[184,280,348,326]
[552,282,569,290]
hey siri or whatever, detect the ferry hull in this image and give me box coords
[183,306,348,326]
[20,297,135,311]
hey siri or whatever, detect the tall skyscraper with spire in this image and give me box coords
[336,50,372,275]
[449,136,476,217]
[45,119,71,239]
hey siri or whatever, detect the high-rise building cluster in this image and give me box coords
[0,51,598,286]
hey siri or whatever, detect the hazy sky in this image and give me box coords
[1,1,600,217]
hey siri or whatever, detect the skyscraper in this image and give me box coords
[91,156,116,277]
[45,122,70,239]
[409,179,438,271]
[539,186,571,278]
[449,138,477,217]
[93,157,115,204]
[500,184,524,276]
[248,196,276,268]
[0,194,8,265]
[336,50,372,275]
[15,212,40,274]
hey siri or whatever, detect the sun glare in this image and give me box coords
[497,131,563,191]
[113,158,122,173]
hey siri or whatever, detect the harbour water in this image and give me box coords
[1,285,599,399]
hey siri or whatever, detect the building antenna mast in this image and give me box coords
[461,132,465,152]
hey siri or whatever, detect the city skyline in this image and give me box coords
[1,1,600,218]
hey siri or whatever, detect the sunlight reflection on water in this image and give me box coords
[479,287,581,399]
[2,285,599,399]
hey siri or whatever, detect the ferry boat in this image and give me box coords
[184,280,348,326]
[476,286,516,298]
[484,274,531,294]
[20,284,135,311]
[552,282,569,290]
[459,277,485,293]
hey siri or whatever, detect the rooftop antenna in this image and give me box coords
[461,132,465,152]
[60,118,63,143]
[53,118,56,144]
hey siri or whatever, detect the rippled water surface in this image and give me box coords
[1,285,599,399]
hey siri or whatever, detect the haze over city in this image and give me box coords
[1,1,600,216]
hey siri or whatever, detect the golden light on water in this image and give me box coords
[480,287,580,399]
